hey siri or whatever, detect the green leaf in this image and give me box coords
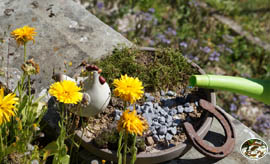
[59,155,70,164]
[43,141,59,155]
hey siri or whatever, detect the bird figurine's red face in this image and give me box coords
[86,64,106,85]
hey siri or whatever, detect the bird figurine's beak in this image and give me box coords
[98,69,102,74]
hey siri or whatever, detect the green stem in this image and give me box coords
[123,131,128,164]
[24,42,27,62]
[130,134,137,164]
[27,75,31,97]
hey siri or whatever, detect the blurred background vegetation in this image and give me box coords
[76,0,270,138]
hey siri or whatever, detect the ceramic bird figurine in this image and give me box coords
[53,65,111,117]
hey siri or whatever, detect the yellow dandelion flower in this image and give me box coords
[0,88,19,125]
[68,62,72,66]
[102,160,106,164]
[117,109,148,136]
[11,25,37,46]
[49,80,83,104]
[113,75,144,104]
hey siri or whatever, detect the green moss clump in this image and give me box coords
[94,129,119,149]
[94,47,197,92]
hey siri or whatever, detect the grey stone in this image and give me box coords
[160,90,165,96]
[152,135,159,141]
[168,127,177,135]
[163,107,170,113]
[146,96,155,102]
[114,115,120,121]
[158,117,166,124]
[184,102,190,107]
[158,126,167,135]
[160,97,167,103]
[159,109,167,116]
[162,99,175,108]
[153,103,159,109]
[184,106,194,113]
[143,113,153,125]
[144,93,151,98]
[189,106,194,112]
[169,108,177,116]
[0,0,132,97]
[177,105,184,113]
[159,135,165,139]
[167,90,176,96]
[114,109,122,116]
[166,115,173,123]
[144,102,153,108]
[166,133,173,141]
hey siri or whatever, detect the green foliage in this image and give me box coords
[95,47,197,92]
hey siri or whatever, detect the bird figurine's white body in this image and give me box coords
[53,65,111,117]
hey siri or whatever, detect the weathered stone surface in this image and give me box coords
[0,0,132,97]
[146,136,155,146]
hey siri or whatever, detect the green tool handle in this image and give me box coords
[189,75,270,104]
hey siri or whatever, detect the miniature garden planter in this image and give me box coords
[73,55,236,163]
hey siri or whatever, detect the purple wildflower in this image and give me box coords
[156,34,165,40]
[148,8,155,13]
[225,47,233,54]
[239,95,248,105]
[209,51,220,61]
[230,103,237,112]
[143,12,153,21]
[180,42,188,48]
[165,27,177,36]
[153,18,158,25]
[200,46,211,54]
[148,39,155,46]
[162,38,171,44]
[232,96,237,102]
[253,114,270,135]
[97,2,104,10]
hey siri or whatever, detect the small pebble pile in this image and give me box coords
[114,90,198,142]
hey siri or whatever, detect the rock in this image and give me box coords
[0,0,132,98]
[166,133,173,141]
[195,101,199,107]
[168,127,177,135]
[146,96,155,102]
[146,137,155,146]
[176,97,185,104]
[158,126,167,135]
[159,135,165,139]
[153,103,159,109]
[169,108,177,116]
[184,106,194,113]
[158,117,166,124]
[177,105,184,113]
[114,109,122,116]
[153,135,159,141]
[143,113,153,126]
[166,115,173,123]
[184,102,190,107]
[163,107,170,113]
[144,93,151,98]
[159,109,167,116]
[144,102,153,108]
[162,99,175,108]
[167,90,176,96]
[173,119,181,126]
[114,115,121,121]
[160,90,165,96]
